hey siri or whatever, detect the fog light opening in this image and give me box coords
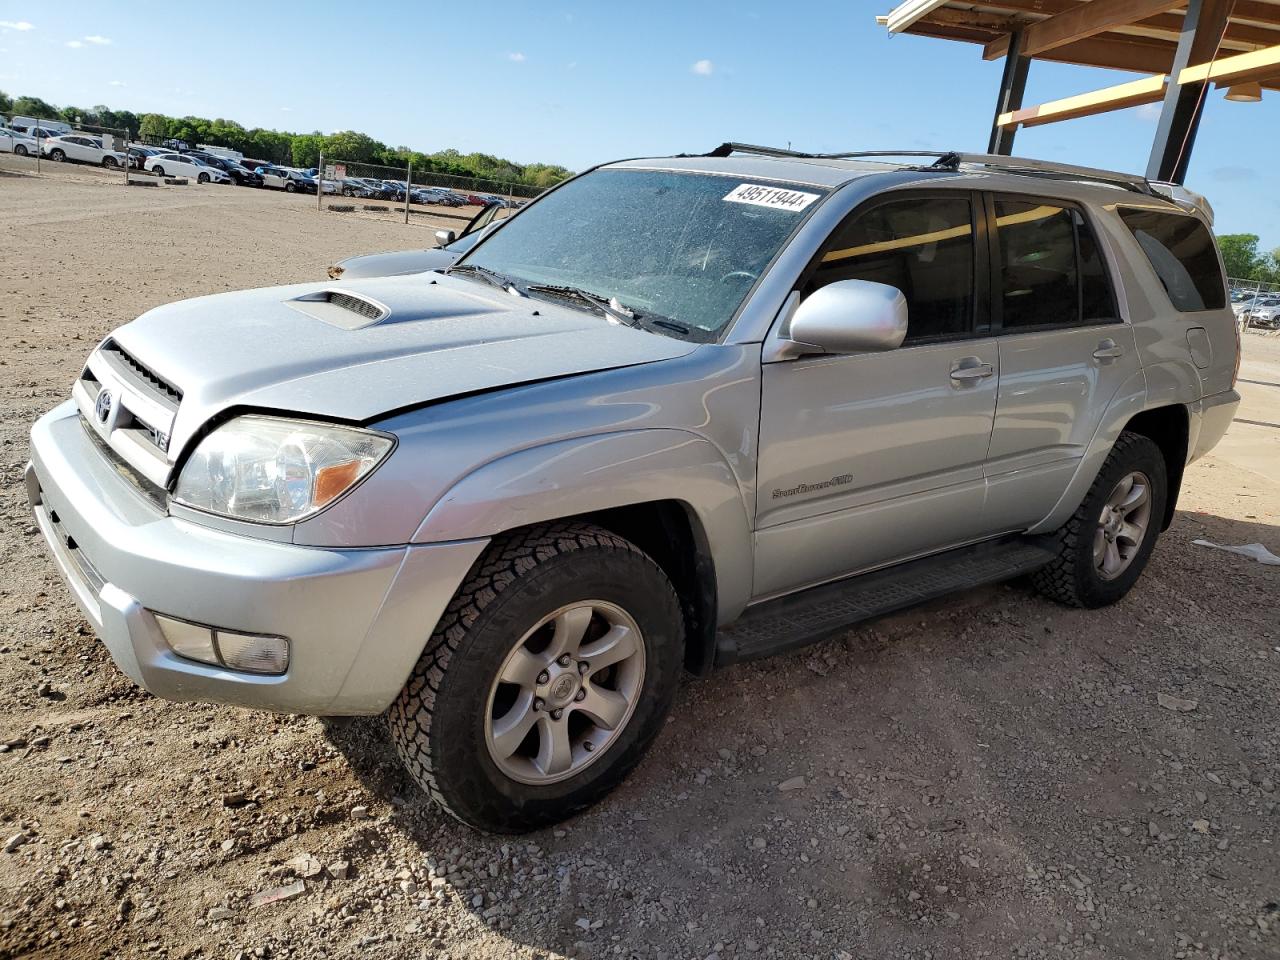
[214,630,290,675]
[154,614,219,667]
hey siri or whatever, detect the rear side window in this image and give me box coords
[993,199,1118,330]
[807,196,975,342]
[1118,208,1225,312]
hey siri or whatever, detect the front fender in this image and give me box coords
[413,429,754,622]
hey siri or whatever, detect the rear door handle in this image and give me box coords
[1092,338,1125,361]
[950,357,994,383]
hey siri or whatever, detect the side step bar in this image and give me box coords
[715,536,1057,666]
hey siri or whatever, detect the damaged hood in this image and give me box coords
[110,273,698,453]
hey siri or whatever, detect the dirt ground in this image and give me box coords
[0,166,1277,960]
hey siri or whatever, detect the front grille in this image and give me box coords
[327,291,386,322]
[101,340,183,408]
[80,415,168,511]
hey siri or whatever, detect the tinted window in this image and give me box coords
[1118,208,1225,311]
[995,199,1118,329]
[807,196,974,342]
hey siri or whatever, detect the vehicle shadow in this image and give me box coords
[321,506,1279,958]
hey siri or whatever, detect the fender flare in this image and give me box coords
[413,429,755,623]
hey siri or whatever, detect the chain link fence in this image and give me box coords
[316,156,533,223]
[1,113,132,182]
[1228,276,1280,332]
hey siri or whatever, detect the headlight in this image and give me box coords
[173,415,394,524]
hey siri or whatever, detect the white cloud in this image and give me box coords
[65,39,84,48]
[109,79,126,87]
[0,20,34,31]
[280,106,292,112]
[84,35,112,45]
[691,59,714,76]
[507,51,526,62]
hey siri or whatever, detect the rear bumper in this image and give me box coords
[1189,388,1240,462]
[28,401,487,715]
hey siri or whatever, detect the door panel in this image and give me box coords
[986,325,1139,528]
[754,338,999,598]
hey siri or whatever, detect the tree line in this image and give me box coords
[0,91,573,189]
[1217,234,1280,286]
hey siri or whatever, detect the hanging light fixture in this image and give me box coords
[1224,81,1263,102]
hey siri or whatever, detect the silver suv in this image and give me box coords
[26,146,1241,832]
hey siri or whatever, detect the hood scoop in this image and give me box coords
[287,289,391,330]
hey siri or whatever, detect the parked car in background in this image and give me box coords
[255,166,291,190]
[41,134,126,167]
[187,151,262,187]
[327,202,506,279]
[9,116,71,135]
[0,124,40,156]
[341,177,391,199]
[127,146,163,170]
[144,153,232,184]
[1240,297,1280,329]
[380,180,409,201]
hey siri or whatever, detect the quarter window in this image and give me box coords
[994,199,1118,330]
[1117,208,1225,312]
[806,196,975,342]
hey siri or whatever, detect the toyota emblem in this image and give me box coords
[95,390,113,424]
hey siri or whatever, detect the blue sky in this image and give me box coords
[2,1,1276,248]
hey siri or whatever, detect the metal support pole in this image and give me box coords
[404,161,412,224]
[318,151,324,211]
[988,30,1030,156]
[1146,0,1234,183]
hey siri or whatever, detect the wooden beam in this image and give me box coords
[1017,0,1186,56]
[884,0,954,34]
[1035,33,1180,71]
[998,73,1169,127]
[1178,40,1280,82]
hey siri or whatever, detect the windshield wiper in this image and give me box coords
[525,284,643,328]
[447,263,523,295]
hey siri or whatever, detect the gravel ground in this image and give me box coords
[0,167,1277,960]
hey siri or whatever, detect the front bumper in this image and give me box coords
[27,401,488,715]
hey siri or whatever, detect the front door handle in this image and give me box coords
[1093,338,1125,362]
[950,357,994,383]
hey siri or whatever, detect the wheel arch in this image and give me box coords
[413,429,756,673]
[1119,404,1189,531]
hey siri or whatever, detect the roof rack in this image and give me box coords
[699,143,1156,196]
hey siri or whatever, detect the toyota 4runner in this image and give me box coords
[27,145,1241,832]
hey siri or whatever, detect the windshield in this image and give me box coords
[455,168,826,340]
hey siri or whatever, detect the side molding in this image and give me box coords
[413,430,755,622]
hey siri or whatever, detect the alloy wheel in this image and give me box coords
[1094,471,1152,580]
[484,600,646,785]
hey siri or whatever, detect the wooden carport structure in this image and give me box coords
[876,0,1280,182]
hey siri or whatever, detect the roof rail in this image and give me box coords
[698,143,1156,196]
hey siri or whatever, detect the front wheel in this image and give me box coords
[102,156,118,168]
[197,172,209,183]
[284,182,295,192]
[1032,431,1167,608]
[388,522,684,833]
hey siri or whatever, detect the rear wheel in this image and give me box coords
[388,522,684,833]
[152,165,164,177]
[50,148,66,162]
[14,145,28,157]
[1032,431,1167,608]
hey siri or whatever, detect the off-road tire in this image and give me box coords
[1032,431,1167,608]
[388,522,684,833]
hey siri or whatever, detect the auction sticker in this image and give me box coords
[724,183,819,212]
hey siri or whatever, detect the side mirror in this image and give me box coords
[435,229,457,247]
[772,279,907,360]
